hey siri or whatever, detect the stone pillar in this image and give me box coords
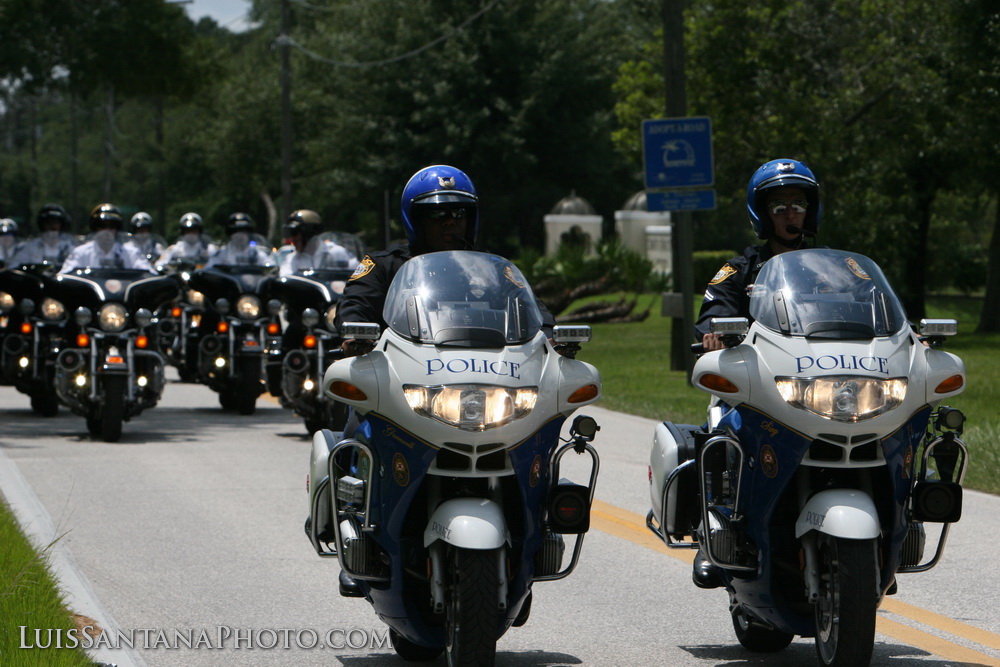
[543,213,604,256]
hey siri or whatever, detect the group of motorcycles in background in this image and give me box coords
[0,217,364,442]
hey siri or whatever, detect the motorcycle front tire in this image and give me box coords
[234,357,259,416]
[814,534,878,667]
[445,547,502,667]
[30,387,58,417]
[97,375,126,443]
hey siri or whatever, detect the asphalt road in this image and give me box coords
[1,375,998,667]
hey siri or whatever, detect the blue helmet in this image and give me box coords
[400,165,479,247]
[746,159,821,239]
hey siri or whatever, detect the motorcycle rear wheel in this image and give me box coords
[731,604,793,652]
[814,534,878,667]
[445,547,501,667]
[389,629,443,662]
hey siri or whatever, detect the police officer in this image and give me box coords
[278,209,356,276]
[156,212,217,271]
[695,158,822,352]
[59,204,156,274]
[127,212,166,262]
[206,213,275,268]
[9,204,78,269]
[334,165,483,354]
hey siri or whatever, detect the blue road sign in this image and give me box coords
[642,117,714,189]
[647,189,716,212]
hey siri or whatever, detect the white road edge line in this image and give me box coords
[0,447,145,667]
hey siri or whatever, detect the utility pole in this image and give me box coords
[279,0,293,229]
[662,0,695,378]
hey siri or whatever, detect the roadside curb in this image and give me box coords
[0,447,145,667]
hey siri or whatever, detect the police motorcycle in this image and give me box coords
[50,267,180,441]
[153,231,217,383]
[265,232,365,433]
[0,265,68,415]
[647,248,968,667]
[187,246,281,415]
[264,265,353,433]
[306,251,602,665]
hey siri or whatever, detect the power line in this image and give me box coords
[275,0,503,68]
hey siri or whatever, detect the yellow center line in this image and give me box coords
[590,498,1000,664]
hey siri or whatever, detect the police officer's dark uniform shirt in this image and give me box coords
[694,243,778,341]
[335,245,411,331]
[335,244,556,335]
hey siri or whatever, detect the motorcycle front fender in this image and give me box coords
[795,489,880,539]
[423,498,510,550]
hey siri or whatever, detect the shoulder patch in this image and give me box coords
[708,264,738,285]
[348,256,376,281]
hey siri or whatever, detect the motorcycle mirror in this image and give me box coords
[135,308,153,328]
[569,415,600,442]
[215,298,231,315]
[553,325,592,344]
[74,306,93,327]
[302,308,321,328]
[919,319,958,337]
[19,298,35,315]
[341,322,381,341]
[709,317,750,336]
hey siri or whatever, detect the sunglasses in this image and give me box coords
[425,208,467,221]
[767,199,809,215]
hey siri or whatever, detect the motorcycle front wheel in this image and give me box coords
[814,534,878,667]
[97,375,126,442]
[446,547,501,667]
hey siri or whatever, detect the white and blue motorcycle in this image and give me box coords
[648,248,968,667]
[306,250,602,665]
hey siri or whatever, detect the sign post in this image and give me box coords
[641,116,715,374]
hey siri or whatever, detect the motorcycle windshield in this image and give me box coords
[748,248,909,339]
[383,251,544,347]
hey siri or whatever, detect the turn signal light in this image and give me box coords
[699,373,740,394]
[304,334,318,349]
[268,323,280,335]
[171,307,182,318]
[136,335,149,349]
[20,322,32,334]
[567,384,599,404]
[935,375,964,394]
[76,333,90,347]
[328,380,367,401]
[217,322,229,333]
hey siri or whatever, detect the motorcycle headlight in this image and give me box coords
[324,305,337,331]
[187,290,205,306]
[0,292,13,313]
[98,303,128,332]
[775,375,907,422]
[41,298,66,321]
[403,384,538,431]
[236,295,261,320]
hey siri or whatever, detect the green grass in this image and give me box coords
[581,293,1000,496]
[0,501,93,667]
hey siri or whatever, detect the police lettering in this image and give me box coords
[795,354,888,374]
[426,358,521,380]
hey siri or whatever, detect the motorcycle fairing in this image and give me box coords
[347,411,565,647]
[721,404,931,634]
